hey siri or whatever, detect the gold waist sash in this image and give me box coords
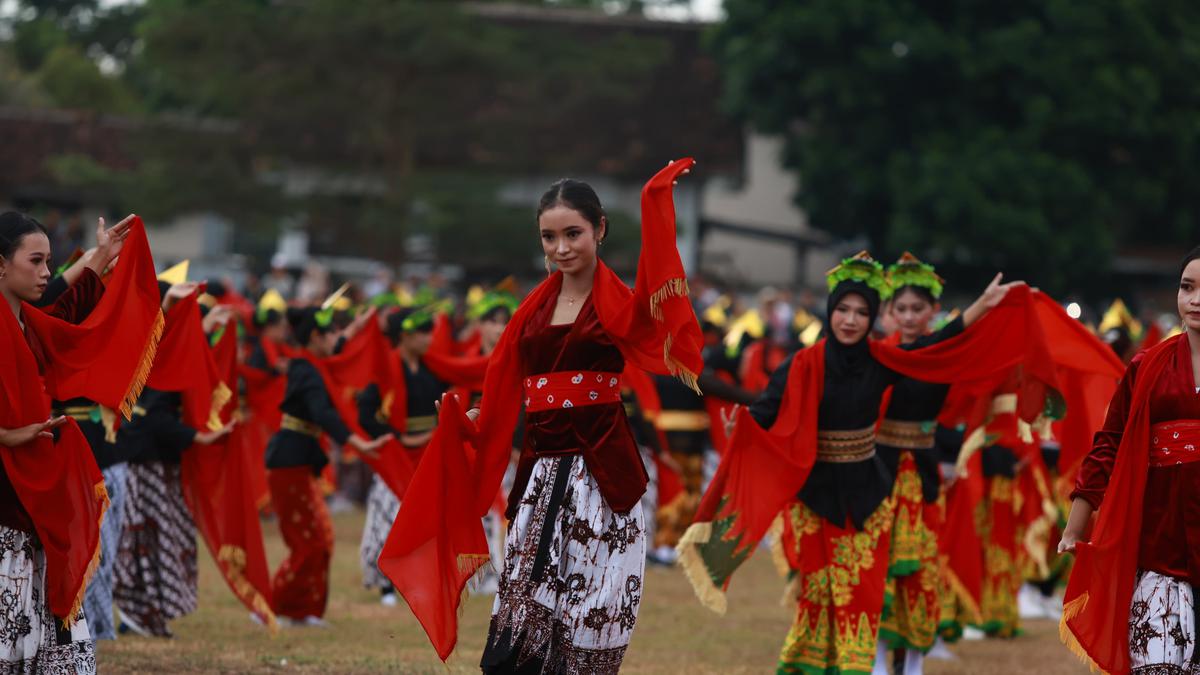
[816,427,876,463]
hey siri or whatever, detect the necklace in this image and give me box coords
[561,294,580,306]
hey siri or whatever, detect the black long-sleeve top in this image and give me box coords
[265,358,352,472]
[876,316,965,503]
[356,360,446,447]
[747,317,964,529]
[116,388,198,465]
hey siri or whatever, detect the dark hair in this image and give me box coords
[286,307,329,347]
[479,305,512,324]
[1181,246,1200,279]
[0,212,50,260]
[892,284,937,306]
[537,179,607,241]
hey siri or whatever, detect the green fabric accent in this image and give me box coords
[696,496,755,590]
[887,261,944,298]
[468,291,518,320]
[826,256,891,300]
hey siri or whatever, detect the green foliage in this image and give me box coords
[710,0,1200,295]
[35,44,138,112]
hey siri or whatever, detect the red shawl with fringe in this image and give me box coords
[1,217,163,623]
[379,158,704,660]
[147,291,228,431]
[180,325,277,630]
[678,286,1063,613]
[1060,334,1183,674]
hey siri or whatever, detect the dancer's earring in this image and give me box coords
[544,255,552,275]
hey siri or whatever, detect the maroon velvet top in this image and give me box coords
[1072,335,1200,586]
[0,269,104,533]
[505,293,648,518]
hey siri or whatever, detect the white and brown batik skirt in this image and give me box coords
[1129,570,1200,674]
[481,455,645,675]
[0,525,96,674]
[113,460,198,638]
[360,474,401,591]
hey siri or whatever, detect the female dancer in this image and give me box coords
[682,251,1035,675]
[0,211,155,672]
[1060,245,1200,674]
[357,306,444,606]
[265,307,390,626]
[381,159,704,672]
[114,282,234,638]
[873,253,960,675]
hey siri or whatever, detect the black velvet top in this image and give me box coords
[264,358,352,472]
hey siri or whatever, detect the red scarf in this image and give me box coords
[147,291,228,431]
[1,217,162,624]
[379,158,704,660]
[306,322,421,499]
[1060,334,1183,674]
[24,217,164,418]
[1028,293,1125,491]
[679,286,1063,613]
[179,326,277,630]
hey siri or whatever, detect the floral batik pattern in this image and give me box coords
[879,451,942,652]
[1128,570,1198,674]
[113,460,198,638]
[483,455,645,675]
[0,525,96,674]
[777,496,896,675]
[360,474,400,590]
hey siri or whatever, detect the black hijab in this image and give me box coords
[823,279,881,376]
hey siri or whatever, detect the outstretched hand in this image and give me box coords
[0,416,68,447]
[962,273,1027,327]
[719,404,741,439]
[89,214,135,274]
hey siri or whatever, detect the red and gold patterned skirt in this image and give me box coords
[878,451,942,652]
[777,497,896,674]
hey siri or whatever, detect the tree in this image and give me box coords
[116,0,669,267]
[709,0,1200,295]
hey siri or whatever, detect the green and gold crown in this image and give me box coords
[468,289,519,321]
[826,251,891,300]
[887,251,945,299]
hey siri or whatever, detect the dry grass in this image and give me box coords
[101,510,1088,674]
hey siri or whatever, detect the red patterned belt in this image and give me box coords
[1149,420,1200,468]
[523,371,622,413]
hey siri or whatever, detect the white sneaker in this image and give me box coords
[653,545,678,565]
[926,636,957,661]
[1018,584,1048,619]
[380,592,399,607]
[302,615,329,628]
[962,626,986,641]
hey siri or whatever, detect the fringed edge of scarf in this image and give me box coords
[217,545,279,635]
[940,562,982,627]
[675,521,728,615]
[1058,593,1108,674]
[208,380,234,432]
[62,481,111,630]
[649,277,690,322]
[652,277,702,395]
[119,309,166,421]
[432,553,494,663]
[765,514,790,578]
[664,334,701,395]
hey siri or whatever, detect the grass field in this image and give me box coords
[101,510,1088,674]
